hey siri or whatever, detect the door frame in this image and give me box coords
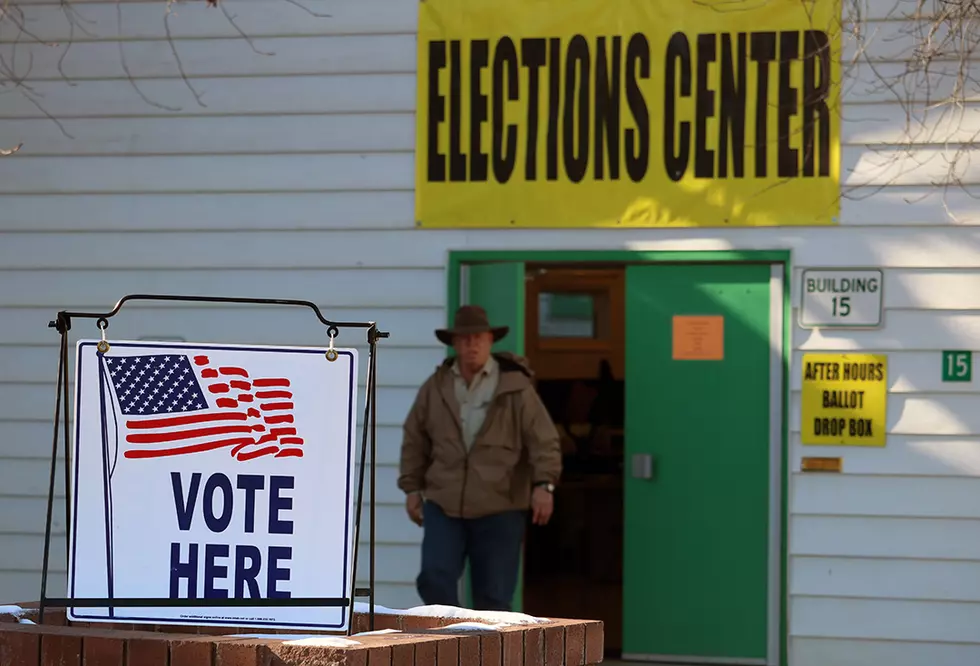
[446,250,791,666]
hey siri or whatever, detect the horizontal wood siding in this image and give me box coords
[0,2,977,663]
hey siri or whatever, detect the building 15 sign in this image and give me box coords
[414,0,842,228]
[800,353,887,447]
[67,340,359,631]
[800,269,883,328]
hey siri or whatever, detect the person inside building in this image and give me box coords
[397,304,563,611]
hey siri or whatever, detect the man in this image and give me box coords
[398,304,562,611]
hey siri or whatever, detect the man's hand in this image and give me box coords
[406,492,424,526]
[531,486,554,525]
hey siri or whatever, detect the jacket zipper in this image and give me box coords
[458,393,509,518]
[459,462,469,517]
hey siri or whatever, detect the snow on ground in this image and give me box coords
[351,603,548,635]
[400,604,546,626]
[353,601,400,615]
[352,601,545,625]
[282,636,362,647]
[437,621,509,632]
[230,633,362,646]
[0,605,34,624]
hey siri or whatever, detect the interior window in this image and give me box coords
[538,292,596,338]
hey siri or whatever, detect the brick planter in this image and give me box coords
[0,602,603,666]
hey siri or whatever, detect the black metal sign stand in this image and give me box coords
[36,294,387,638]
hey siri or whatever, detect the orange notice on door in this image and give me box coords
[672,315,724,361]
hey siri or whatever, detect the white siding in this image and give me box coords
[0,0,428,609]
[0,1,978,664]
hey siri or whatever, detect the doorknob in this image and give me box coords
[631,453,656,480]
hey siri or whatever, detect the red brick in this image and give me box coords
[82,636,124,666]
[346,646,370,666]
[502,630,523,666]
[480,633,501,666]
[369,614,403,632]
[563,624,585,666]
[542,626,563,666]
[215,640,274,666]
[126,638,168,666]
[170,639,213,666]
[353,613,372,634]
[523,628,543,666]
[404,615,445,631]
[459,635,480,666]
[44,610,68,627]
[583,623,603,664]
[392,643,414,666]
[0,627,40,666]
[436,637,459,666]
[42,632,83,666]
[367,645,393,666]
[415,636,437,666]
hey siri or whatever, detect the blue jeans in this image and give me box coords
[417,500,526,611]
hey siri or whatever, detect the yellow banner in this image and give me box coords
[800,354,888,447]
[415,0,841,228]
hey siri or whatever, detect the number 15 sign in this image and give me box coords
[800,269,884,329]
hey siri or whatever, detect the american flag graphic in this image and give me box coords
[101,353,304,461]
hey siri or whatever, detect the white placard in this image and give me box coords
[67,340,359,631]
[800,269,883,328]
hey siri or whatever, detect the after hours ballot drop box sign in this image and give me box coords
[66,340,359,630]
[800,353,887,447]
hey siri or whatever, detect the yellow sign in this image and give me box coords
[801,354,887,447]
[415,0,841,228]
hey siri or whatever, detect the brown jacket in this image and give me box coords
[398,352,562,519]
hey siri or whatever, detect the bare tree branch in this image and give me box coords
[0,0,332,154]
[843,0,980,215]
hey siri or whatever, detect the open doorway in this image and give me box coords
[521,265,626,655]
[456,252,788,664]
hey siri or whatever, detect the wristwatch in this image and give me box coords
[534,482,555,493]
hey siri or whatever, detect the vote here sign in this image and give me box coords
[67,340,359,631]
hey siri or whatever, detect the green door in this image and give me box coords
[466,262,525,356]
[622,264,773,662]
[456,262,526,611]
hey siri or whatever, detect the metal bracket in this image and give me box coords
[631,453,656,480]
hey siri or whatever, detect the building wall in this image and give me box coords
[0,0,978,664]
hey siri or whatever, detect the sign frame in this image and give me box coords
[798,267,884,330]
[68,339,359,630]
[34,294,388,636]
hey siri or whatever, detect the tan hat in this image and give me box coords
[435,305,509,346]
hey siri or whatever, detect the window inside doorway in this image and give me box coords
[538,292,596,338]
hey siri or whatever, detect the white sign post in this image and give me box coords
[67,340,359,631]
[800,269,884,328]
